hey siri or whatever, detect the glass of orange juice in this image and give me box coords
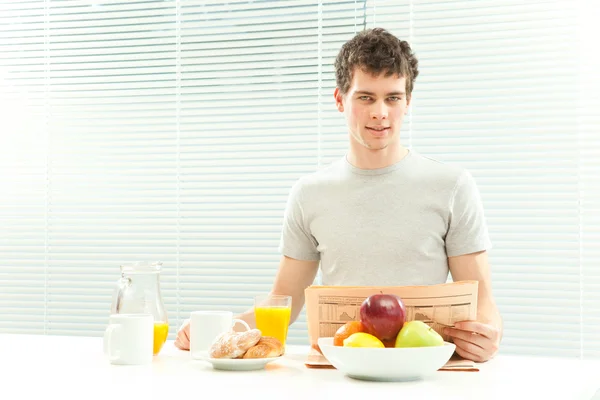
[254,294,292,347]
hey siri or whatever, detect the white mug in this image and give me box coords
[103,313,154,365]
[190,311,250,359]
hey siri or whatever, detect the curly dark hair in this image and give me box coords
[334,28,419,97]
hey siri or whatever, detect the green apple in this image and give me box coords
[394,320,444,348]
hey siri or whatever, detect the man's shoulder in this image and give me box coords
[296,157,346,186]
[409,149,470,185]
[287,157,346,200]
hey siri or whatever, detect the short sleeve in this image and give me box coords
[445,170,493,257]
[278,180,320,261]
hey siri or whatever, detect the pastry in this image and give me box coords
[208,328,262,359]
[242,336,284,359]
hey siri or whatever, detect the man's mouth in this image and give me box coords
[366,126,390,136]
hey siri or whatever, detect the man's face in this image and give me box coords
[335,68,410,151]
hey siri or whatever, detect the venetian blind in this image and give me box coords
[1,0,598,357]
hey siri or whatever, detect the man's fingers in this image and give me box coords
[444,327,486,348]
[454,344,483,363]
[444,324,499,363]
[452,337,485,358]
[454,321,496,339]
[177,319,191,345]
[174,336,190,351]
[173,318,191,351]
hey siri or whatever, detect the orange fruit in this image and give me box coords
[333,321,365,346]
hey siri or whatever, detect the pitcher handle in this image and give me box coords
[111,277,131,314]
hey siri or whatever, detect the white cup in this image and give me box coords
[103,313,154,365]
[190,311,250,359]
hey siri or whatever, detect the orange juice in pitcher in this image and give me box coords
[254,295,292,347]
[153,322,169,355]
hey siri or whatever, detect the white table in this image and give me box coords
[2,334,599,400]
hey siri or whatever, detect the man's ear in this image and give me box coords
[333,87,344,112]
[406,94,412,114]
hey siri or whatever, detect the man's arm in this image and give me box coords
[449,250,502,332]
[444,250,503,362]
[234,255,320,330]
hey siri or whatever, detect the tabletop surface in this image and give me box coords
[2,333,599,400]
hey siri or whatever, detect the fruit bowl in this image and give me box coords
[317,337,456,382]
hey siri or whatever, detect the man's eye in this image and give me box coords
[388,96,400,101]
[359,96,371,101]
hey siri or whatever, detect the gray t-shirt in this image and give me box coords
[278,149,492,286]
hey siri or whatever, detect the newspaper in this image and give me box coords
[304,280,480,371]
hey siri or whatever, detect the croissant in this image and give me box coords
[243,336,284,359]
[208,329,261,359]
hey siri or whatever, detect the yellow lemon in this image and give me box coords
[342,332,385,348]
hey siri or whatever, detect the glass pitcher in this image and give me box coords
[111,261,169,355]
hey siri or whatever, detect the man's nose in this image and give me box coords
[370,101,388,120]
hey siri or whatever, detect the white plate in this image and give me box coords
[195,352,282,371]
[318,337,456,382]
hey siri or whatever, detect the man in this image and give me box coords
[176,28,502,362]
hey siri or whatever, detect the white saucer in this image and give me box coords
[195,352,282,371]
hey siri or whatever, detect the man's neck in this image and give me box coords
[347,143,409,170]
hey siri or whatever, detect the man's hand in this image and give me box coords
[174,319,191,351]
[443,320,500,362]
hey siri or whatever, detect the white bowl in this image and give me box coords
[317,337,456,381]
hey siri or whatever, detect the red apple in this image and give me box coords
[359,294,406,341]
